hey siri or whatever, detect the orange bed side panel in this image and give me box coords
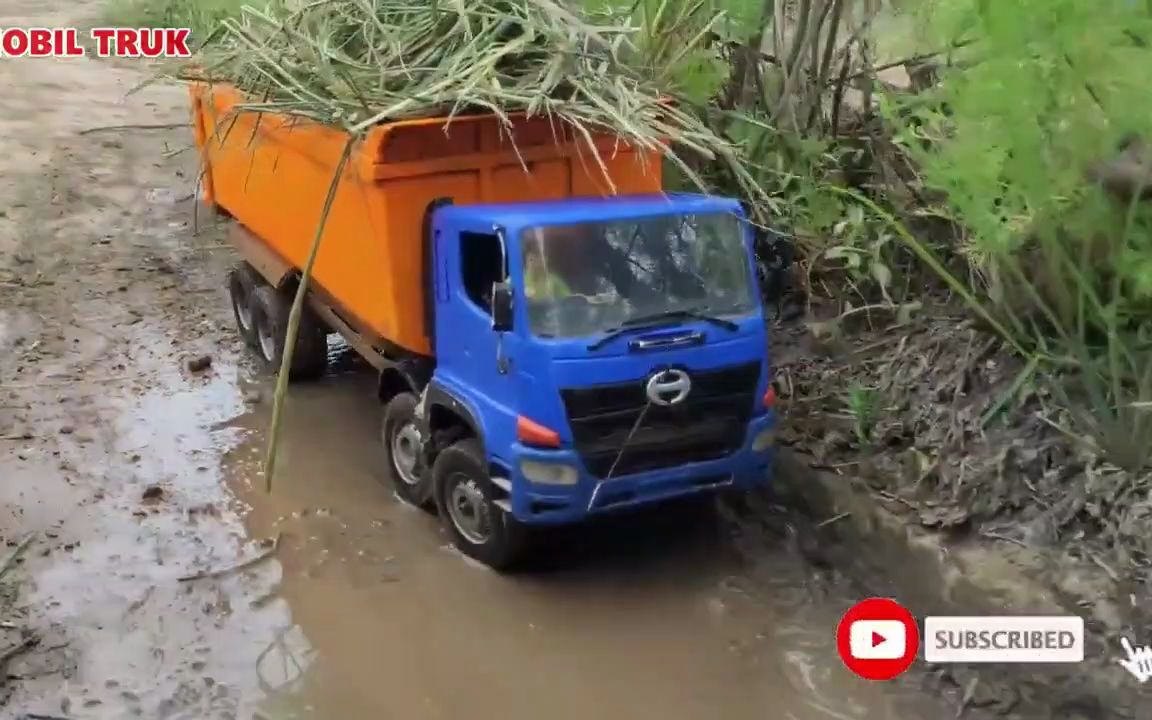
[190,83,663,356]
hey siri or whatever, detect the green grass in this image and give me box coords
[103,0,247,40]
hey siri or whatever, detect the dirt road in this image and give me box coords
[0,1,993,719]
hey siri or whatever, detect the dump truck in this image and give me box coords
[191,83,778,570]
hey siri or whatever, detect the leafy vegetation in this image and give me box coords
[843,383,880,444]
[892,0,1152,470]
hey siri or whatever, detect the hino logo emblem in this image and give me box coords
[645,368,691,406]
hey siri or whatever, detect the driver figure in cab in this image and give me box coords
[523,223,622,305]
[523,237,571,300]
[523,224,592,300]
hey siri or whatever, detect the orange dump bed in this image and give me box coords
[189,83,663,356]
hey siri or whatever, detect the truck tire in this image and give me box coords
[228,263,258,347]
[248,285,329,381]
[381,392,435,510]
[432,438,529,571]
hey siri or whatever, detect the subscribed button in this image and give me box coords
[924,616,1084,663]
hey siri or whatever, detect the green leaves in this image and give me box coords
[890,0,1152,469]
[712,0,768,43]
[670,50,728,105]
[845,383,880,445]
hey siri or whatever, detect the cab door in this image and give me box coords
[432,220,521,463]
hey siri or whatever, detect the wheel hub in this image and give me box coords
[390,422,422,487]
[447,474,491,545]
[256,317,276,362]
[234,288,253,333]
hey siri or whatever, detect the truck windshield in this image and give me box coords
[520,212,755,339]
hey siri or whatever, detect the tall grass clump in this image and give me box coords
[893,0,1152,469]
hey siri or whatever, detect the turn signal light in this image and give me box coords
[516,415,561,448]
[763,384,777,408]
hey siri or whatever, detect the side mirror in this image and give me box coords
[491,281,513,332]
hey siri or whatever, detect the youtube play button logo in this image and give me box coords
[837,598,919,680]
[850,620,906,659]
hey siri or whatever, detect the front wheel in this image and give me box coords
[381,392,435,510]
[432,438,528,571]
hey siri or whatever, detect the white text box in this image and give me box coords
[924,616,1084,663]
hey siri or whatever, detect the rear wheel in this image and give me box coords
[381,392,435,510]
[432,438,528,571]
[248,285,329,381]
[228,264,257,347]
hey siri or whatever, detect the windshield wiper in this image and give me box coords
[587,309,739,351]
[625,309,739,331]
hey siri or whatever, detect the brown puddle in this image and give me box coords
[217,356,962,720]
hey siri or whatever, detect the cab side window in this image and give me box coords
[460,231,505,314]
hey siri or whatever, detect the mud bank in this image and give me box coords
[770,449,1152,719]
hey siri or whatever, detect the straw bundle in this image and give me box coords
[192,0,766,203]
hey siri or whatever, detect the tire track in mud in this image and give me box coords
[0,8,288,714]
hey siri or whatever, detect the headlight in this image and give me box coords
[520,460,579,486]
[751,428,776,452]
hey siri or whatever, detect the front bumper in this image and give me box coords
[506,412,777,525]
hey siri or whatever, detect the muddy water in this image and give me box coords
[211,357,955,720]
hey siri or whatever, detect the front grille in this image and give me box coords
[560,362,760,478]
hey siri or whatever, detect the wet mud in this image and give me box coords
[0,1,995,718]
[219,370,953,720]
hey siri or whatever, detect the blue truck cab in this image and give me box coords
[368,191,778,566]
[380,193,777,569]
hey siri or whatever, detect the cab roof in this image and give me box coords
[436,193,743,230]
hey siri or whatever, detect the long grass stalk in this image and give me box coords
[263,137,355,492]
